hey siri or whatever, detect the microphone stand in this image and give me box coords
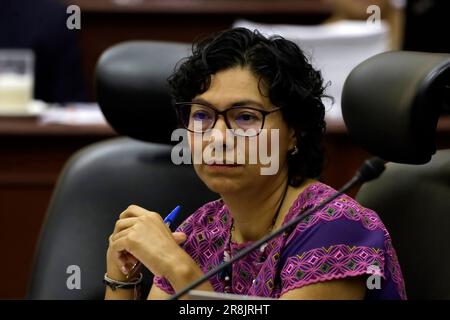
[169,157,386,300]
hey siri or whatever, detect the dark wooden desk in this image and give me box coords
[1,116,449,298]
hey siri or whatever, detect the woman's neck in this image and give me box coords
[222,176,287,243]
[221,175,316,244]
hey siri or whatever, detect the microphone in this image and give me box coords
[169,157,386,300]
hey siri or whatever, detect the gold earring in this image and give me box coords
[290,145,299,155]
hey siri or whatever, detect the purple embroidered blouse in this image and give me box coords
[154,181,407,299]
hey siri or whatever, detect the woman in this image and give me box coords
[104,28,406,300]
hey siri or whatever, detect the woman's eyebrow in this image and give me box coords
[191,97,266,108]
[191,97,213,106]
[230,100,265,108]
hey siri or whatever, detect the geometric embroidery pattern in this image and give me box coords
[280,244,385,296]
[153,181,407,300]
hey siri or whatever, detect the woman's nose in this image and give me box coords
[212,115,229,133]
[210,115,234,149]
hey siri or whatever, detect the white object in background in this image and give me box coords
[0,50,35,114]
[39,103,107,126]
[0,99,47,117]
[233,20,390,121]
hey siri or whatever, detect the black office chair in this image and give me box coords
[342,51,450,299]
[27,41,218,299]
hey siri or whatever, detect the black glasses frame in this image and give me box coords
[174,102,282,136]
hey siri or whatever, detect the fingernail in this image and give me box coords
[120,265,128,275]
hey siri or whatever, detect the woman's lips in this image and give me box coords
[206,163,242,168]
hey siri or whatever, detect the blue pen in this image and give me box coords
[163,205,182,226]
[125,205,182,279]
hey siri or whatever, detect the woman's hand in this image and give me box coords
[106,205,187,280]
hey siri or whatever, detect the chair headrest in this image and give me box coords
[342,51,450,164]
[95,41,191,143]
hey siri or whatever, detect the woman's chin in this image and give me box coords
[195,164,246,194]
[202,177,243,195]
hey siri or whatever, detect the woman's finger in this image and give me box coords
[119,205,154,220]
[113,217,139,234]
[110,236,131,254]
[112,226,133,241]
[117,252,139,275]
[172,232,187,245]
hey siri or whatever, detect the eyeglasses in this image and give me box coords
[174,102,282,137]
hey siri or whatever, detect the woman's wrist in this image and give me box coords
[163,248,197,281]
[104,272,143,290]
[106,265,129,282]
[162,248,213,294]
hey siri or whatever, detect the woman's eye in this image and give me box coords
[236,113,257,122]
[192,111,210,120]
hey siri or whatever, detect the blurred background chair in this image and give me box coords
[342,51,450,299]
[27,41,218,299]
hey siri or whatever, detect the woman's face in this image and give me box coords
[188,66,296,196]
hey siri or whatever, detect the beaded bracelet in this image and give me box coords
[103,272,143,291]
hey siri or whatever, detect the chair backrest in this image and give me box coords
[342,51,450,299]
[95,40,191,144]
[342,51,450,164]
[28,40,219,299]
[356,149,450,299]
[28,138,217,299]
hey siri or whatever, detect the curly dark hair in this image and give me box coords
[168,28,329,186]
